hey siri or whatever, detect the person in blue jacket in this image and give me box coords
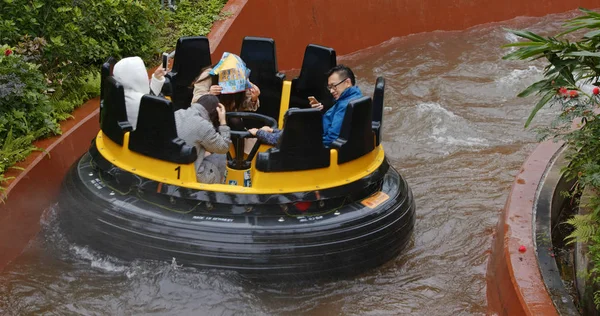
[249,65,363,147]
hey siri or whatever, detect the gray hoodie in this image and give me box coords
[174,104,231,184]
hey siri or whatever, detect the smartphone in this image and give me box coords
[308,96,318,104]
[162,52,168,70]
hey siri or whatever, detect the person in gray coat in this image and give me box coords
[174,95,231,184]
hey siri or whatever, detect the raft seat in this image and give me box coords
[289,44,336,111]
[101,77,132,146]
[128,95,197,164]
[331,96,376,164]
[372,77,385,146]
[99,56,117,124]
[166,36,212,110]
[256,108,330,172]
[240,36,285,124]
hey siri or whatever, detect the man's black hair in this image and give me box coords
[326,64,356,86]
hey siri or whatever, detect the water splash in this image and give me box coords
[496,66,542,85]
[416,102,488,149]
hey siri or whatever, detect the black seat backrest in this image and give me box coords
[289,44,336,110]
[101,77,132,146]
[372,77,385,146]
[167,36,212,110]
[256,108,330,172]
[99,57,117,123]
[240,36,285,123]
[331,96,375,164]
[128,95,197,164]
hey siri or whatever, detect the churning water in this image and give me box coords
[0,11,579,316]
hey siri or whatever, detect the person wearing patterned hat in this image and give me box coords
[191,52,261,112]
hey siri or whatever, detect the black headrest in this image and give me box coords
[289,44,336,110]
[101,76,132,145]
[256,107,330,172]
[332,96,375,164]
[100,57,117,103]
[296,44,336,89]
[128,95,197,164]
[240,36,279,81]
[170,36,212,86]
[279,108,324,151]
[240,36,285,124]
[372,77,385,145]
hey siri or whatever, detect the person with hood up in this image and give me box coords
[174,94,231,184]
[112,56,167,129]
[248,64,363,148]
[191,52,260,112]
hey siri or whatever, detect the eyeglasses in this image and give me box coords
[326,78,348,91]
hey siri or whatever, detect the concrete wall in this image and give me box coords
[209,0,600,70]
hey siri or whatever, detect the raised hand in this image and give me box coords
[217,103,227,125]
[209,85,223,95]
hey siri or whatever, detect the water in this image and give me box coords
[0,11,580,316]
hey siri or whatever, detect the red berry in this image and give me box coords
[569,90,578,98]
[518,245,526,253]
[593,87,599,95]
[558,87,567,95]
[4,49,12,56]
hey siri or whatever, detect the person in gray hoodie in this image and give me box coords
[174,95,231,184]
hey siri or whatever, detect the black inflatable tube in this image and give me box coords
[59,152,416,279]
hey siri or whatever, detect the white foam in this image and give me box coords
[70,245,127,273]
[504,32,520,43]
[416,102,457,118]
[414,102,489,148]
[431,134,488,147]
[496,66,541,85]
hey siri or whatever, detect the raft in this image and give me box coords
[58,36,416,279]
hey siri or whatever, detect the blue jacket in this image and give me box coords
[256,129,281,146]
[322,86,363,146]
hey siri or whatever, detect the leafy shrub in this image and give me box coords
[0,0,163,95]
[504,8,600,309]
[158,0,228,51]
[0,0,227,196]
[0,46,58,175]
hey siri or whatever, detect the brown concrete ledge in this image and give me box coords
[486,140,564,316]
[0,99,100,272]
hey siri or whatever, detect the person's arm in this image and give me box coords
[256,129,281,146]
[191,68,213,103]
[199,125,231,154]
[322,108,347,146]
[150,75,165,96]
[198,103,230,153]
[149,66,167,96]
[239,83,260,111]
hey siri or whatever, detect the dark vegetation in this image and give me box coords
[0,0,227,196]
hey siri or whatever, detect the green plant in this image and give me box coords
[504,8,600,309]
[0,46,60,174]
[0,0,164,192]
[158,0,228,51]
[0,0,228,196]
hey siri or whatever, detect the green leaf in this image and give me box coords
[502,41,546,48]
[517,79,550,98]
[583,29,600,38]
[524,90,554,128]
[506,28,547,42]
[50,35,64,46]
[565,51,600,58]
